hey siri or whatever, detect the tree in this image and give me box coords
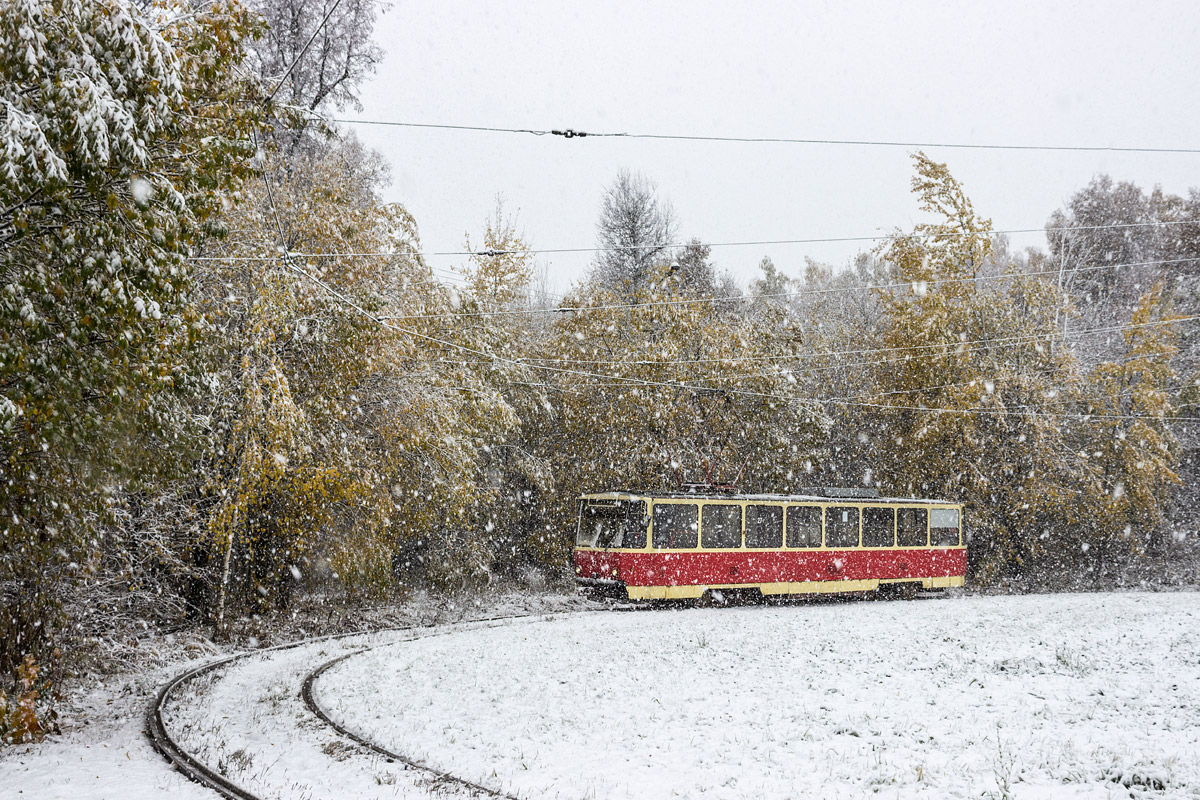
[749,256,791,300]
[1046,175,1155,304]
[670,239,716,297]
[1044,176,1200,330]
[191,136,538,615]
[1044,177,1199,565]
[463,202,535,310]
[0,0,265,681]
[537,267,829,566]
[249,0,386,113]
[589,170,678,297]
[453,207,555,579]
[872,154,1092,581]
[1081,283,1181,558]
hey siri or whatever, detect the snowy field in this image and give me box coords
[1,591,1196,799]
[316,593,1199,799]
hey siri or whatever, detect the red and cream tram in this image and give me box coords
[573,488,965,601]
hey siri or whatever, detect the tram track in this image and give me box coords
[145,610,577,800]
[301,643,520,800]
[145,593,885,799]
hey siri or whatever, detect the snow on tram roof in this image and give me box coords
[580,490,960,505]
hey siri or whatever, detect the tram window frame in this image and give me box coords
[577,500,647,549]
[701,503,743,549]
[896,507,928,547]
[575,501,596,548]
[930,508,961,547]
[786,505,822,548]
[578,502,617,548]
[862,507,895,548]
[745,504,784,548]
[652,503,699,549]
[622,500,648,549]
[825,506,860,548]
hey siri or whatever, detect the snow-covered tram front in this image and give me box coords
[572,494,647,596]
[573,489,967,601]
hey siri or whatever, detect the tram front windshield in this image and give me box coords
[576,501,645,548]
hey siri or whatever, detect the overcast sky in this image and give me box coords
[337,0,1200,298]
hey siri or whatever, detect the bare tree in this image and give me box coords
[1046,175,1155,306]
[251,0,387,113]
[590,170,679,296]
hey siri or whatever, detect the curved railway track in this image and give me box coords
[145,596,861,799]
[145,612,565,800]
[301,645,520,799]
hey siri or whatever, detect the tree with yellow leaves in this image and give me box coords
[872,153,1093,580]
[0,0,266,682]
[1080,283,1181,560]
[193,137,525,622]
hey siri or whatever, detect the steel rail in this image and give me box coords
[146,650,260,800]
[144,611,569,800]
[299,620,548,800]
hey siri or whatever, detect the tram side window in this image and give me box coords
[862,507,895,548]
[930,508,961,547]
[652,503,699,549]
[786,505,822,548]
[623,501,647,549]
[825,506,860,548]
[897,507,928,547]
[745,505,783,548]
[702,504,743,548]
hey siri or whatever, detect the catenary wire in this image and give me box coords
[320,117,1200,155]
[269,254,1198,424]
[239,117,1197,427]
[515,316,1197,367]
[376,256,1198,322]
[186,218,1200,263]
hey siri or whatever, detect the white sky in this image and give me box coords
[340,0,1200,298]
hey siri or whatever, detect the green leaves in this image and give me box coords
[0,0,266,673]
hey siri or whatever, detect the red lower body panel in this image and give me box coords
[574,548,966,591]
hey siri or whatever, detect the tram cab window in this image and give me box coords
[930,508,961,547]
[897,508,928,547]
[576,503,611,548]
[862,507,895,548]
[702,504,743,549]
[746,505,783,548]
[577,501,646,549]
[825,506,860,548]
[786,505,822,548]
[653,503,699,549]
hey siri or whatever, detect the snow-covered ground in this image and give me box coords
[2,591,1196,799]
[0,591,591,799]
[317,593,1199,799]
[0,661,229,800]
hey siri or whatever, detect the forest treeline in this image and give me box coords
[2,0,1198,740]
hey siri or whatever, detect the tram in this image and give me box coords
[573,488,965,601]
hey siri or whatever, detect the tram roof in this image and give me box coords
[580,490,960,506]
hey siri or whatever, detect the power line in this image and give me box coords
[186,218,1200,263]
[198,249,1198,325]
[376,256,1199,322]
[322,117,1200,155]
[265,248,1196,426]
[274,254,1196,425]
[521,316,1197,368]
